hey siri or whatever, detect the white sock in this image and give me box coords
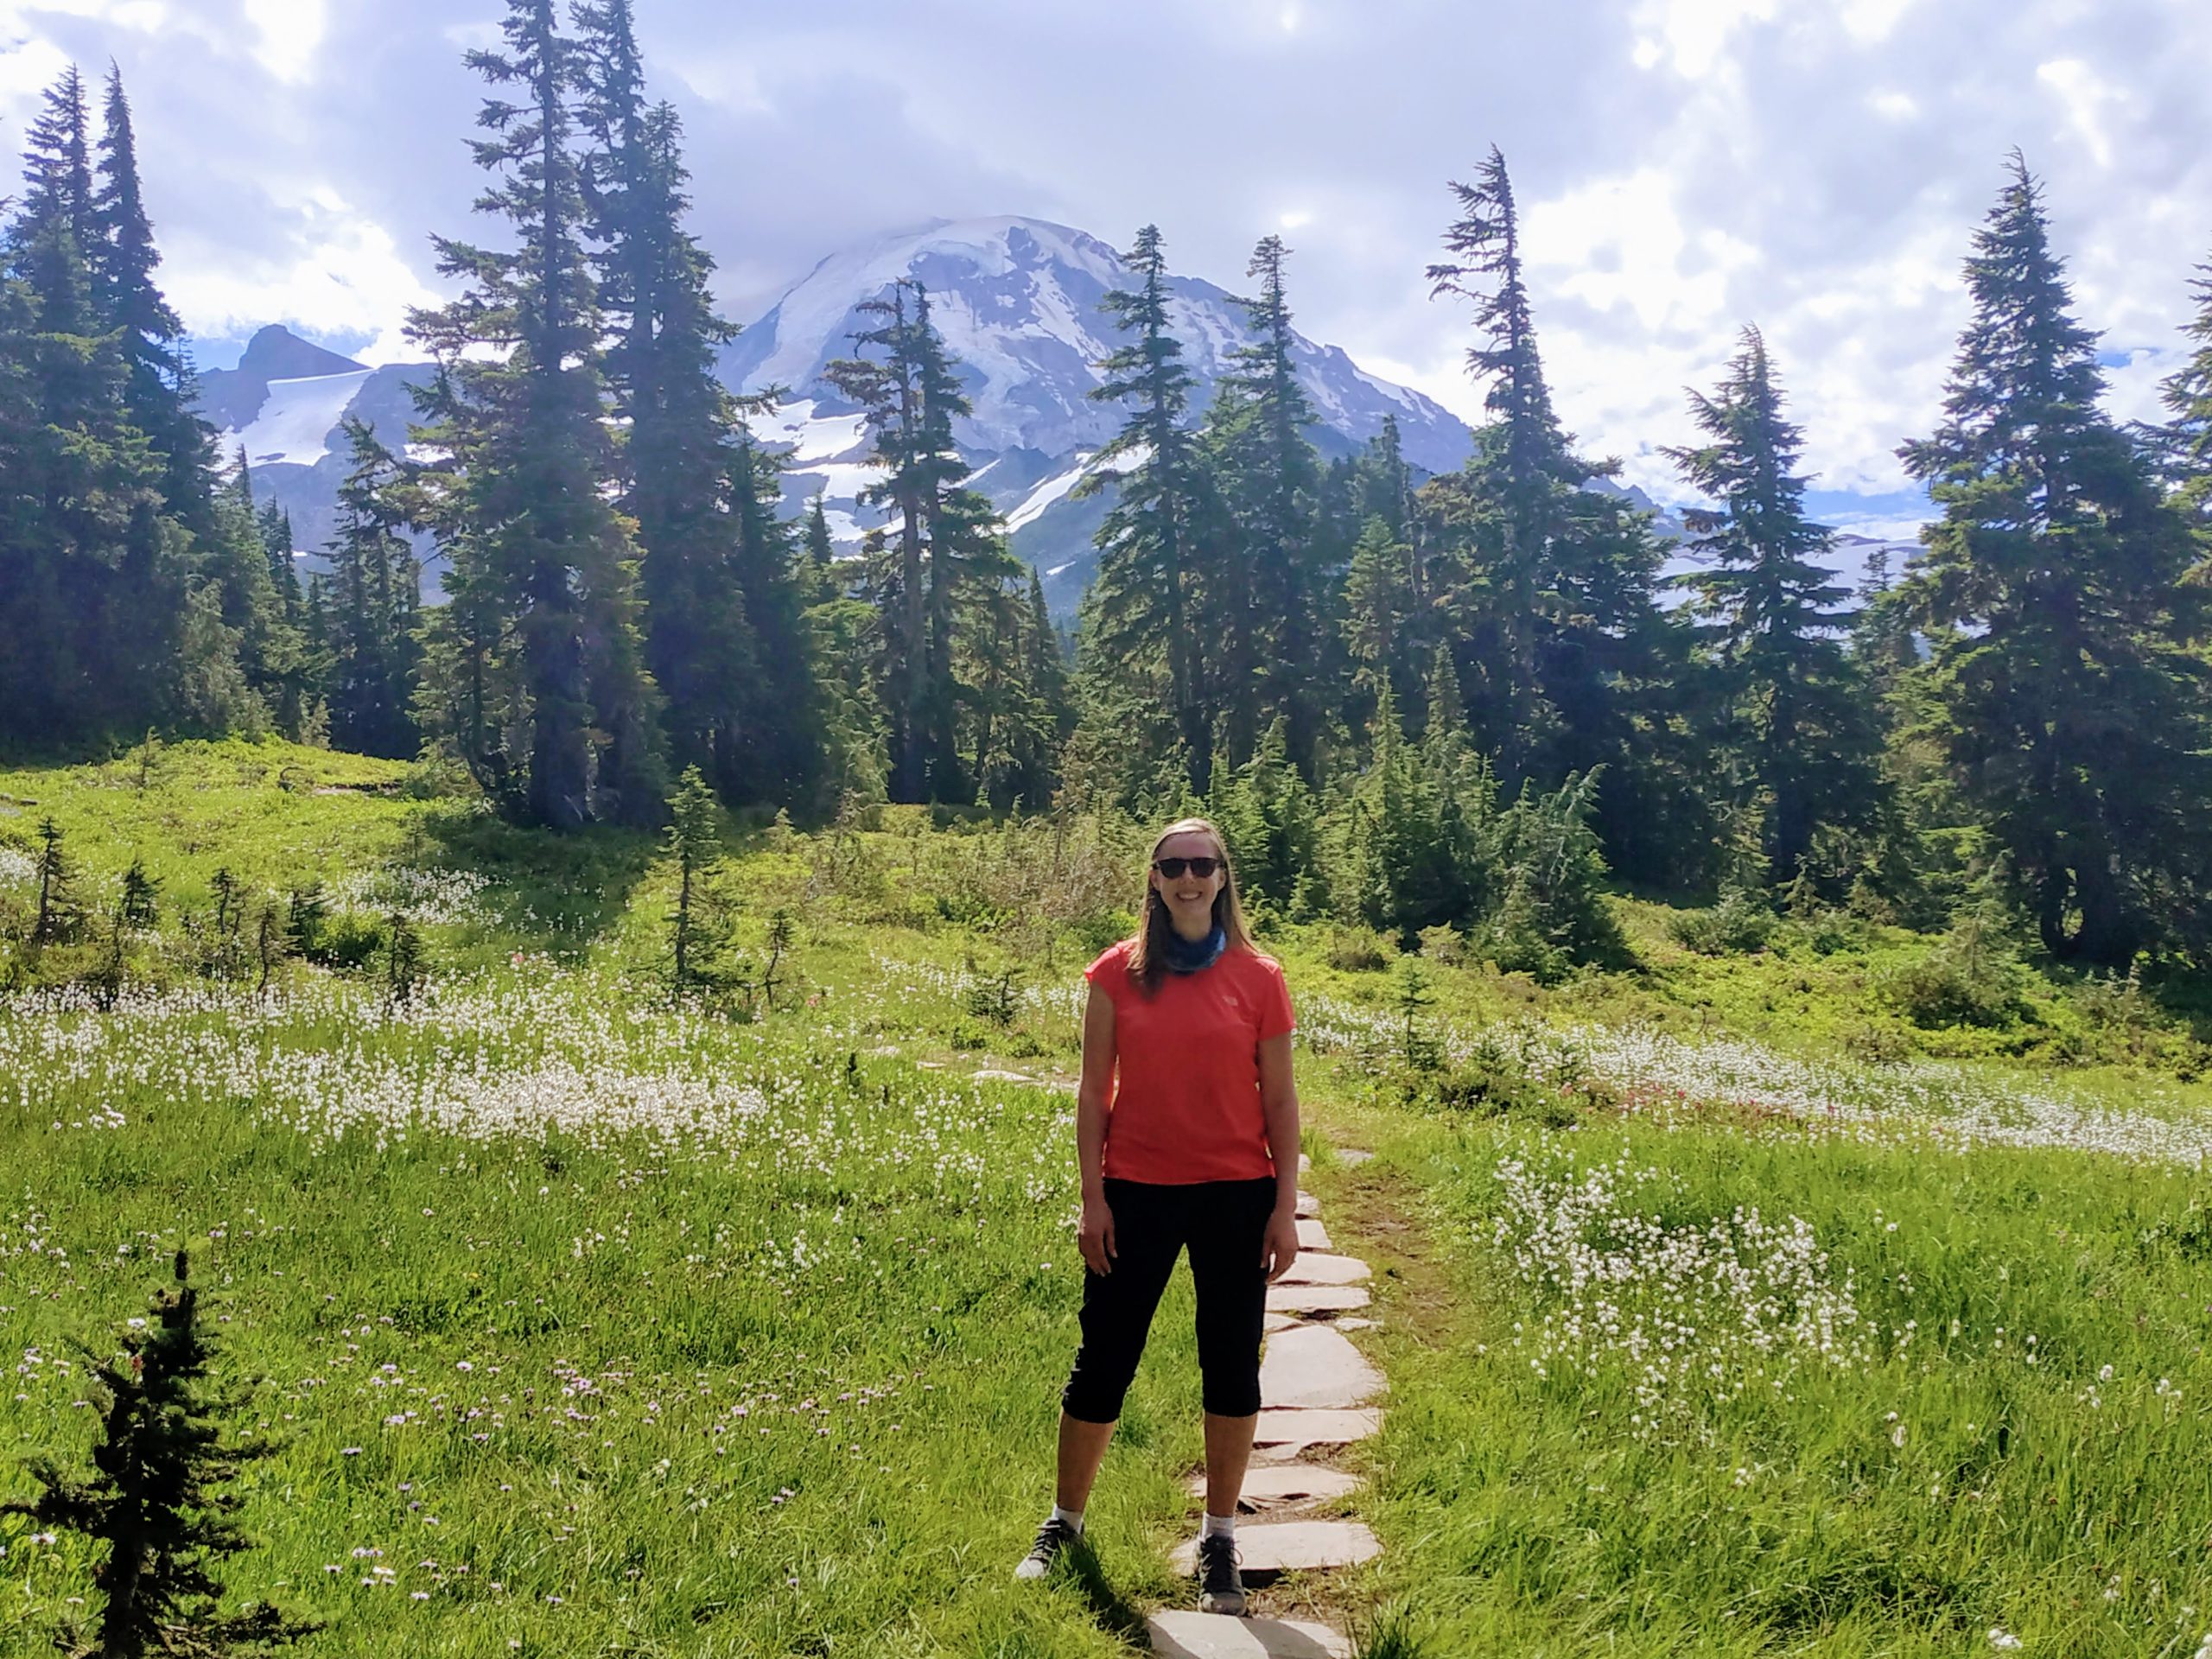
[1052,1503,1084,1535]
[1201,1510,1236,1540]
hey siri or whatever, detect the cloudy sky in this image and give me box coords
[3,0,2209,532]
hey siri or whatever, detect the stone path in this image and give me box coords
[1145,1147,1383,1656]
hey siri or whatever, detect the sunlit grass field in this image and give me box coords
[5,741,2212,1656]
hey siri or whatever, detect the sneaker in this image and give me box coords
[1197,1532,1246,1616]
[1014,1516,1080,1581]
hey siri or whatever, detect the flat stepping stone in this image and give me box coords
[1262,1311,1298,1334]
[1335,1317,1376,1332]
[971,1068,1033,1084]
[1273,1253,1369,1287]
[1267,1283,1370,1315]
[1297,1153,1311,1174]
[1338,1149,1373,1167]
[1171,1520,1382,1579]
[1148,1611,1351,1658]
[1262,1325,1384,1410]
[1294,1217,1332,1251]
[1249,1408,1381,1460]
[1185,1463,1363,1512]
[1294,1191,1319,1217]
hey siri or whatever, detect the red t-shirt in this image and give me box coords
[1082,937,1296,1185]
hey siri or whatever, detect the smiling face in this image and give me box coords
[1149,829,1227,938]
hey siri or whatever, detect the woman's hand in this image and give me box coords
[1262,1204,1300,1283]
[1078,1191,1117,1275]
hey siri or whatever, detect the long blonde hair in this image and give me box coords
[1127,817,1255,995]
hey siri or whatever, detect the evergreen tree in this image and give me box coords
[1340,513,1420,740]
[2158,252,2212,530]
[1422,146,1688,883]
[574,0,821,810]
[1899,156,2212,963]
[408,0,664,828]
[827,280,1017,803]
[92,66,206,523]
[1666,327,1879,884]
[2,66,178,747]
[323,417,422,758]
[801,493,836,593]
[3,1252,313,1658]
[1075,224,1215,793]
[1203,235,1326,771]
[825,283,930,800]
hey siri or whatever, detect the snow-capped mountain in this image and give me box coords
[725,216,1475,613]
[200,325,435,562]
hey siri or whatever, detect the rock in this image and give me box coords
[1294,1217,1332,1251]
[1262,1325,1384,1411]
[1266,1284,1370,1315]
[1171,1520,1382,1578]
[1273,1254,1369,1287]
[1294,1191,1319,1217]
[971,1068,1033,1083]
[1338,1149,1373,1167]
[1297,1152,1312,1175]
[1185,1464,1362,1512]
[1335,1317,1377,1332]
[1262,1311,1298,1334]
[1147,1611,1351,1658]
[1249,1407,1382,1460]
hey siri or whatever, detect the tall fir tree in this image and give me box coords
[92,66,207,524]
[1205,233,1327,772]
[825,282,929,799]
[826,280,1017,803]
[2158,252,2212,531]
[1421,146,1688,883]
[1666,327,1879,885]
[1900,156,2211,963]
[1072,224,1216,795]
[574,0,822,810]
[1,65,186,747]
[1340,513,1421,743]
[322,417,422,758]
[408,0,664,828]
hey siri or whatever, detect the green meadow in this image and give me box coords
[4,741,2210,1657]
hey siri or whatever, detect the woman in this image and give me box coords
[1014,817,1302,1617]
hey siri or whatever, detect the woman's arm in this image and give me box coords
[1075,981,1117,1274]
[1257,1031,1301,1281]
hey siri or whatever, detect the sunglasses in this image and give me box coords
[1154,856,1221,880]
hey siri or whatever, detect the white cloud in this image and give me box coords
[1867,88,1917,121]
[2036,57,2120,169]
[1839,0,1917,46]
[1630,0,1777,79]
[165,200,442,366]
[241,0,326,83]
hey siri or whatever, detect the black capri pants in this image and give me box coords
[1061,1175,1277,1422]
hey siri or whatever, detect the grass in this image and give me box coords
[4,738,2212,1656]
[1342,1109,2212,1656]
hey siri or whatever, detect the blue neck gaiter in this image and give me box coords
[1161,922,1228,975]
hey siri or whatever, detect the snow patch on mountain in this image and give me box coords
[224,368,375,467]
[727,216,1476,611]
[1006,457,1093,532]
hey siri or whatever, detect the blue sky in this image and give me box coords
[4,0,2209,537]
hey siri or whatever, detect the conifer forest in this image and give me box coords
[12,6,2212,1656]
[3,1,2210,974]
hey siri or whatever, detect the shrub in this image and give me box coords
[1877,909,2030,1029]
[1416,923,1465,965]
[1325,927,1394,973]
[1668,887,1776,956]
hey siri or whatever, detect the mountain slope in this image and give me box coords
[198,327,436,563]
[724,216,1474,613]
